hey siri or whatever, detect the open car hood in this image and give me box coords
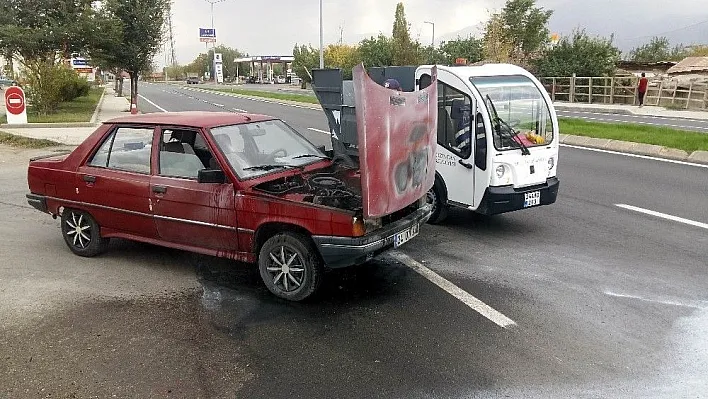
[352,64,438,218]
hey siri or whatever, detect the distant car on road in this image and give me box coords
[0,77,18,88]
[186,77,200,84]
[25,112,432,301]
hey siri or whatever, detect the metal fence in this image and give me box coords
[539,75,708,110]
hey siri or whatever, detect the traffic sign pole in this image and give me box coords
[4,86,28,124]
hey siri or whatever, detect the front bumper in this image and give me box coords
[312,204,433,268]
[476,177,559,215]
[26,193,48,213]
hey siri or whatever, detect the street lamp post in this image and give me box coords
[424,21,435,47]
[319,0,324,69]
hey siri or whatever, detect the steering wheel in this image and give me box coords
[269,148,288,158]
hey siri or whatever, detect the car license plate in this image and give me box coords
[394,224,419,248]
[524,190,541,207]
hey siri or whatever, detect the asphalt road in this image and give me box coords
[1,82,706,398]
[556,108,708,133]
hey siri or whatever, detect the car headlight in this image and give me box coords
[495,165,505,179]
[548,157,555,170]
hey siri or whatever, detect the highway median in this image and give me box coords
[196,86,319,105]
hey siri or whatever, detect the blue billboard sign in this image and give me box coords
[199,28,216,38]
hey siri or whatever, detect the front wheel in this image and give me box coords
[60,209,110,257]
[258,232,323,301]
[426,179,448,224]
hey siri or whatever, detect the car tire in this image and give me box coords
[258,232,323,301]
[426,178,448,224]
[60,208,109,257]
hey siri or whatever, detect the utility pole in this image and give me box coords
[319,0,324,68]
[166,1,177,80]
[424,21,435,47]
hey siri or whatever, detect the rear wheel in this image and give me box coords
[258,232,323,301]
[426,179,448,224]
[60,209,109,257]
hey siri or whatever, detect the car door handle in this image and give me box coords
[152,185,167,194]
[83,175,96,183]
[458,160,473,169]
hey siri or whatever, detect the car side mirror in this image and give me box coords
[198,169,226,183]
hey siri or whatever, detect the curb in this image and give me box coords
[90,87,107,124]
[0,122,97,129]
[560,134,708,165]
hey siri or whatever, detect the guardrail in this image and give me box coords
[539,75,708,110]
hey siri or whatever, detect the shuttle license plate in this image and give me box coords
[524,191,541,208]
[394,224,420,248]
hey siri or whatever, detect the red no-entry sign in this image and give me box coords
[4,85,28,124]
[4,86,26,115]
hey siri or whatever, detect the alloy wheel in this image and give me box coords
[265,245,306,293]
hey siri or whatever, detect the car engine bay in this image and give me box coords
[254,166,363,212]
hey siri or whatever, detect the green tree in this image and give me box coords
[391,2,422,65]
[0,0,98,109]
[483,13,514,63]
[292,44,319,87]
[535,29,620,77]
[324,44,360,78]
[358,34,394,67]
[501,0,553,61]
[629,36,687,62]
[439,36,484,65]
[91,0,169,104]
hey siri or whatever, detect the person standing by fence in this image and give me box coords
[637,72,648,107]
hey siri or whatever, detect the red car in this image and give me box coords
[26,112,432,301]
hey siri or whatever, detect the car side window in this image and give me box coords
[88,127,154,174]
[158,128,213,179]
[437,82,473,159]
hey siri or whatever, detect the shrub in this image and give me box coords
[23,63,90,113]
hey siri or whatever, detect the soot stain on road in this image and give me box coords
[190,254,545,399]
[1,290,254,398]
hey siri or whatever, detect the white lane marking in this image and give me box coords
[558,113,708,131]
[232,108,247,112]
[308,127,330,135]
[560,144,708,169]
[212,103,224,107]
[388,252,517,329]
[615,204,708,230]
[605,291,708,309]
[138,94,168,112]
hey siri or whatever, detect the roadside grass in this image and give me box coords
[558,118,708,153]
[202,87,319,104]
[1,87,103,124]
[0,131,63,148]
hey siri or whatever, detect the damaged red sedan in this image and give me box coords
[26,110,434,301]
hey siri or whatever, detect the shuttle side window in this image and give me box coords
[436,81,472,160]
[474,112,487,170]
[419,73,432,89]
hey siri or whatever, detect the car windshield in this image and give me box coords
[209,120,328,179]
[470,75,554,151]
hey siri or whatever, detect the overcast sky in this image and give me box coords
[160,0,708,66]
